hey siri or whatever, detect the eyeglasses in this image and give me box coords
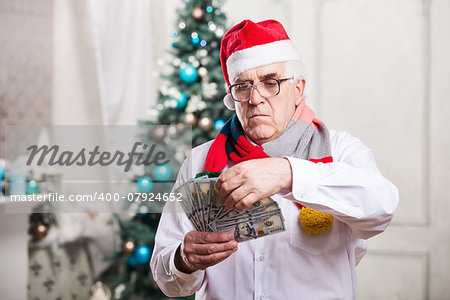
[228,77,293,102]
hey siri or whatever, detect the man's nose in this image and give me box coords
[249,86,265,105]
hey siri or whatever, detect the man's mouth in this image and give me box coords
[249,114,268,119]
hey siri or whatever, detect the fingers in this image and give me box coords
[187,248,237,266]
[187,239,237,255]
[223,186,252,211]
[185,231,234,244]
[233,193,260,212]
[182,231,239,271]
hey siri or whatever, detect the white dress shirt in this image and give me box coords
[150,130,399,300]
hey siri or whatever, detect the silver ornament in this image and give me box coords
[198,67,207,78]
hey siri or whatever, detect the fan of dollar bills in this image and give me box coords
[175,176,286,242]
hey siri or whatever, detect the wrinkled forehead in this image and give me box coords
[233,62,285,83]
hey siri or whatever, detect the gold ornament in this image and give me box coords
[198,117,214,132]
[191,6,204,21]
[198,67,208,78]
[298,207,334,235]
[184,113,197,126]
[123,240,135,254]
[32,224,48,240]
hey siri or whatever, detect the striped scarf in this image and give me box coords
[204,100,333,173]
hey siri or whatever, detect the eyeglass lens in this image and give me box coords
[231,79,280,101]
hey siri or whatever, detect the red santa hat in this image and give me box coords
[220,19,303,110]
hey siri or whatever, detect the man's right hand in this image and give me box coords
[174,231,238,273]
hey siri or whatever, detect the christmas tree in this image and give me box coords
[147,0,233,147]
[104,1,230,299]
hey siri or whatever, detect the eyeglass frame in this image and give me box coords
[228,77,294,102]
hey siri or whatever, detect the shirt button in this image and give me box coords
[259,255,264,261]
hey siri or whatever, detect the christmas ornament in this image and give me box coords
[166,125,178,138]
[215,27,224,37]
[191,36,200,47]
[200,40,207,47]
[198,67,207,78]
[90,281,111,300]
[214,119,226,130]
[173,58,181,66]
[191,6,204,21]
[202,82,218,99]
[191,32,200,47]
[298,206,334,235]
[26,180,39,194]
[152,126,166,141]
[208,22,217,31]
[179,22,186,29]
[153,165,172,181]
[172,31,178,37]
[206,6,214,13]
[199,117,214,132]
[184,113,197,125]
[172,42,178,48]
[164,99,177,108]
[127,255,137,267]
[0,165,5,180]
[134,245,152,265]
[31,224,48,240]
[122,240,135,255]
[174,92,188,110]
[136,176,154,193]
[138,205,149,215]
[179,65,198,84]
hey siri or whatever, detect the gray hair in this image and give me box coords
[283,60,307,81]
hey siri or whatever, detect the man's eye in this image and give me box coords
[236,84,251,90]
[263,81,278,87]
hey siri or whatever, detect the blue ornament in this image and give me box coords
[0,165,5,180]
[172,42,178,48]
[191,36,200,47]
[134,245,152,265]
[26,180,39,194]
[136,176,154,193]
[175,92,187,110]
[127,254,137,267]
[206,6,213,13]
[200,40,207,47]
[179,65,198,84]
[214,119,226,130]
[172,31,178,37]
[153,165,173,181]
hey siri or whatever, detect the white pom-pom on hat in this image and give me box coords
[223,94,235,110]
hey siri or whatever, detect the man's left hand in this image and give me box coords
[214,157,292,212]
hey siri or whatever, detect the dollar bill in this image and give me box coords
[177,177,285,242]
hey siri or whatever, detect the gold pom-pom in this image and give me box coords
[299,207,334,235]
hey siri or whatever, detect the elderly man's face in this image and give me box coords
[234,62,305,145]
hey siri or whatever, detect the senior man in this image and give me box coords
[150,19,399,300]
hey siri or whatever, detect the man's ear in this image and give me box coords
[294,79,306,105]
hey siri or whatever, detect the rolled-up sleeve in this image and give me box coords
[282,130,399,239]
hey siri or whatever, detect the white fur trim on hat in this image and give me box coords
[223,93,235,110]
[226,39,301,84]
